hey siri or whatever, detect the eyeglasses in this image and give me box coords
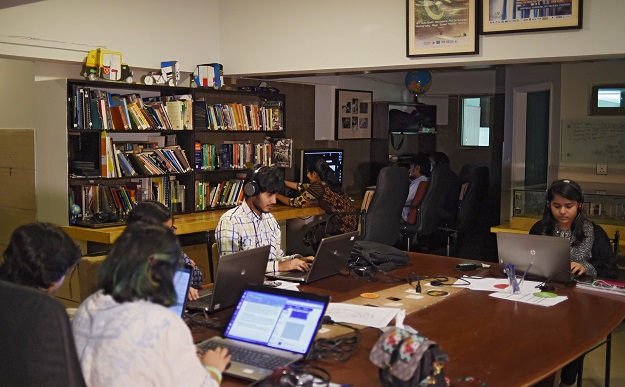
[171,225,177,233]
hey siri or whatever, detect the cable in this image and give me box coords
[185,309,226,331]
[312,317,361,361]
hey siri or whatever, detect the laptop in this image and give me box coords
[185,245,270,312]
[196,284,330,381]
[169,265,192,317]
[267,231,358,283]
[496,233,573,283]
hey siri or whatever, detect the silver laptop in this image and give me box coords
[267,231,358,283]
[496,233,573,283]
[196,284,329,381]
[186,245,270,312]
[169,265,192,317]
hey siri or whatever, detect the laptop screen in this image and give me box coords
[223,287,328,355]
[169,265,192,317]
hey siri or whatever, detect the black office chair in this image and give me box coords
[359,166,409,247]
[0,280,87,387]
[438,166,489,256]
[400,164,457,252]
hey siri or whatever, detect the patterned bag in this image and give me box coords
[369,327,448,387]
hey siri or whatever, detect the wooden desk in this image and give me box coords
[62,204,326,245]
[196,253,625,386]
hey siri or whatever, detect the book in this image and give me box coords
[193,100,209,129]
[270,138,293,168]
[166,100,184,130]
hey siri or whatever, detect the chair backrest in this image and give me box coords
[455,166,489,233]
[0,280,87,387]
[406,180,429,225]
[361,166,409,246]
[416,164,456,236]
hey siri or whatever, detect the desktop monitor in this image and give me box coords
[300,149,344,186]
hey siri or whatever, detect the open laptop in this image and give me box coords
[169,265,192,317]
[186,245,270,312]
[267,231,358,283]
[196,284,329,381]
[496,233,573,283]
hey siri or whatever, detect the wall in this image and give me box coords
[0,0,221,72]
[0,58,36,252]
[219,0,625,76]
[558,61,625,194]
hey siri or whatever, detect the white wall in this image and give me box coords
[219,0,625,76]
[0,0,221,72]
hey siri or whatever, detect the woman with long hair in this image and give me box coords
[277,157,358,251]
[72,223,229,386]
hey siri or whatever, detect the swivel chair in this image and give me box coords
[400,163,456,251]
[0,280,87,387]
[359,166,409,247]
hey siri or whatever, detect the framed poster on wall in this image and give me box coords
[406,0,478,57]
[335,89,372,140]
[482,0,583,34]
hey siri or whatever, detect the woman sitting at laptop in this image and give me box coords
[72,223,230,386]
[276,157,358,251]
[529,179,618,279]
[531,179,619,387]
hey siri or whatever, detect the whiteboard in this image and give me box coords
[561,118,625,165]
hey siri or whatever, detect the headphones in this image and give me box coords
[243,165,264,197]
[266,365,330,387]
[546,179,584,211]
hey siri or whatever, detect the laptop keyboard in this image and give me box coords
[185,290,213,309]
[197,340,291,370]
[278,271,307,279]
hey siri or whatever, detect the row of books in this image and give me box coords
[72,85,192,130]
[194,141,273,171]
[101,132,193,178]
[192,100,283,131]
[196,179,245,210]
[71,184,138,222]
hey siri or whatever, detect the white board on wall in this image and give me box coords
[561,118,625,165]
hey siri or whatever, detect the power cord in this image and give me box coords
[185,309,225,331]
[311,316,361,361]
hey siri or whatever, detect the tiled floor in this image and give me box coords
[580,322,625,386]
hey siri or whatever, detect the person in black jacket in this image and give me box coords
[529,179,618,279]
[530,179,619,387]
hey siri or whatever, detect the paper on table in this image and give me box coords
[489,291,568,307]
[454,275,543,293]
[326,303,401,328]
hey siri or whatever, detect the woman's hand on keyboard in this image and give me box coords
[202,346,231,373]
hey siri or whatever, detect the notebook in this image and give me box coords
[196,284,330,381]
[185,245,270,312]
[266,231,359,283]
[169,265,192,317]
[496,233,573,283]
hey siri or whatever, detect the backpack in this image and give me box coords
[350,241,409,272]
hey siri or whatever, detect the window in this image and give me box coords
[461,97,490,147]
[589,84,625,115]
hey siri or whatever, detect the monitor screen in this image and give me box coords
[300,149,344,186]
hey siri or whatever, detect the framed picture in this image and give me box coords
[335,89,372,140]
[406,0,478,57]
[482,0,583,35]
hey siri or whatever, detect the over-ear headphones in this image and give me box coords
[546,179,584,211]
[266,365,330,387]
[243,165,263,197]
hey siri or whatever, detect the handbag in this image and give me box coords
[350,241,409,271]
[369,327,448,387]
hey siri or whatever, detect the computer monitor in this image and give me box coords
[300,149,344,186]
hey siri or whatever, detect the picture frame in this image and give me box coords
[335,89,372,140]
[406,0,478,58]
[482,0,583,35]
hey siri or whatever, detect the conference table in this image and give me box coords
[190,252,625,386]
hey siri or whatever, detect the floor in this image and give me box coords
[580,322,625,387]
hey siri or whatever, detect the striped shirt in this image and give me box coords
[215,200,299,272]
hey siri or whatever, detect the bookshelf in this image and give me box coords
[35,79,287,227]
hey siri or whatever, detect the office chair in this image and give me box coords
[0,280,87,387]
[205,231,220,282]
[438,166,489,256]
[400,164,456,252]
[359,166,409,247]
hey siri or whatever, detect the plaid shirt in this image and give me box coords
[216,200,299,272]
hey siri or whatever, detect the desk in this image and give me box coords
[62,204,326,245]
[195,253,625,386]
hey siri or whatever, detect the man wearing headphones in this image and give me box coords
[216,166,312,273]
